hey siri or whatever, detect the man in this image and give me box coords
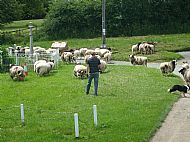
[86,52,101,96]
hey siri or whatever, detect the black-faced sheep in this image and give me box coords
[179,67,190,85]
[159,60,176,74]
[73,64,88,79]
[129,54,148,67]
[9,65,25,81]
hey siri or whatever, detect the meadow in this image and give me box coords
[2,19,190,62]
[0,64,182,142]
[0,19,189,141]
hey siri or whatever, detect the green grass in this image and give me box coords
[2,19,45,31]
[1,19,190,62]
[0,64,182,142]
[29,33,190,62]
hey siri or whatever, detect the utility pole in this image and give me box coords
[29,22,33,57]
[101,0,106,48]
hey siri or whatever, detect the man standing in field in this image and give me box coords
[86,52,101,96]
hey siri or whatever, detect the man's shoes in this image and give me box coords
[86,92,89,95]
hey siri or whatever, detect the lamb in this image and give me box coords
[159,60,176,74]
[73,64,88,79]
[179,67,190,85]
[128,54,148,67]
[9,65,25,81]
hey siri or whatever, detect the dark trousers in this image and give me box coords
[86,72,99,96]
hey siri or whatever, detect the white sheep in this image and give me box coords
[179,67,190,85]
[85,49,95,55]
[99,48,110,57]
[129,54,148,66]
[35,61,54,76]
[182,61,189,69]
[131,42,141,54]
[73,64,88,78]
[159,60,176,74]
[103,52,112,63]
[73,50,80,59]
[34,60,47,72]
[79,48,88,57]
[99,60,107,73]
[9,65,25,81]
[61,52,75,63]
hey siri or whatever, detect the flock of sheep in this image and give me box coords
[9,43,112,80]
[129,41,157,67]
[9,41,190,87]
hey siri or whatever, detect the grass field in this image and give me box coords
[2,19,190,62]
[2,19,45,31]
[0,64,182,142]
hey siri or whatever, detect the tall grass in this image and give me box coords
[0,64,182,142]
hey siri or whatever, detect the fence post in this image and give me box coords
[20,104,25,126]
[29,22,33,57]
[15,50,19,65]
[93,105,98,127]
[74,113,79,138]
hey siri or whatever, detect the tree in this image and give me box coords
[0,0,22,26]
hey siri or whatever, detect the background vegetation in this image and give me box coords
[43,0,190,39]
[0,64,182,142]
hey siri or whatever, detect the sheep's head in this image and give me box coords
[129,54,135,63]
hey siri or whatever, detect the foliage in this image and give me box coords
[16,0,51,20]
[43,0,190,39]
[44,0,102,39]
[0,64,182,141]
[0,0,22,26]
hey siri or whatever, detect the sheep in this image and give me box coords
[137,42,156,54]
[182,61,189,69]
[99,60,107,73]
[159,60,176,74]
[79,48,88,57]
[34,60,47,72]
[128,54,148,67]
[73,64,88,79]
[179,67,190,85]
[131,42,141,54]
[85,49,95,55]
[73,50,80,59]
[61,52,75,63]
[35,61,54,76]
[103,52,112,63]
[99,48,110,57]
[9,65,25,81]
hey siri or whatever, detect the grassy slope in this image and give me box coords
[2,19,45,31]
[0,64,182,142]
[32,33,190,62]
